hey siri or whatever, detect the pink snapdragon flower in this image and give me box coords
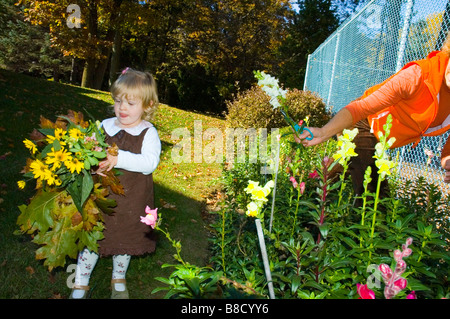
[406,291,416,299]
[308,170,319,179]
[356,283,375,299]
[378,237,413,299]
[299,181,305,195]
[140,206,158,229]
[289,176,298,188]
[289,176,305,195]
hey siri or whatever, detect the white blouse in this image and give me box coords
[101,118,161,175]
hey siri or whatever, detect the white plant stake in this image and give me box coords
[255,218,275,299]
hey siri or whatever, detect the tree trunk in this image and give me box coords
[81,0,99,88]
[109,30,123,87]
[93,50,111,90]
[81,58,96,88]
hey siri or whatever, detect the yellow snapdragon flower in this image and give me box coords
[375,158,395,178]
[333,128,358,165]
[244,180,259,193]
[246,202,259,217]
[244,180,274,218]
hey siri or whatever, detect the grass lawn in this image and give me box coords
[0,69,226,299]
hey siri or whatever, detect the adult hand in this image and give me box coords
[293,127,328,147]
[292,108,354,148]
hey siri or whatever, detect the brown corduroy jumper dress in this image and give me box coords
[98,128,157,257]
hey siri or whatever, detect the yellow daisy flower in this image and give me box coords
[17,180,26,189]
[30,159,52,181]
[46,135,67,147]
[54,128,67,140]
[46,172,62,186]
[69,127,85,140]
[65,157,84,174]
[46,148,72,170]
[46,128,67,146]
[23,139,37,155]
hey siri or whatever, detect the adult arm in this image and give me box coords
[295,108,353,146]
[296,65,421,146]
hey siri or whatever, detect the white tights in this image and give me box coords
[72,248,130,299]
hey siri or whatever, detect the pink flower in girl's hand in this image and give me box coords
[140,206,158,229]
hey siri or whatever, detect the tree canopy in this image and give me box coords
[2,0,347,113]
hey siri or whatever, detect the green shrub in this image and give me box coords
[225,85,331,129]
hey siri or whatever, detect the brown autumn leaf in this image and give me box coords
[65,110,89,128]
[160,198,177,210]
[99,170,125,196]
[25,266,35,275]
[29,128,46,144]
[107,143,119,156]
[40,115,66,130]
[71,211,83,227]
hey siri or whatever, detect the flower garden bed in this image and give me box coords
[152,73,449,299]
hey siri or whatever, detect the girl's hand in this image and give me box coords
[442,155,450,183]
[96,153,118,176]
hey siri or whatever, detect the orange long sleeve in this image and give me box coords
[345,65,422,125]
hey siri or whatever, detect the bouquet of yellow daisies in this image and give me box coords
[16,110,121,271]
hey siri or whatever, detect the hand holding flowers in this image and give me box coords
[16,110,122,270]
[96,153,119,176]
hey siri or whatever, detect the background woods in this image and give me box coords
[1,0,365,114]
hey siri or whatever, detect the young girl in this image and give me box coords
[70,68,161,299]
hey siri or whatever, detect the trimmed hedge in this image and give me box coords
[225,85,331,129]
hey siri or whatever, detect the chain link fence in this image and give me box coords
[304,0,450,193]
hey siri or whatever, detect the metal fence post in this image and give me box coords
[395,0,415,72]
[327,31,341,107]
[303,54,311,91]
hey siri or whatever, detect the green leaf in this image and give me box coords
[81,170,94,208]
[92,151,107,159]
[66,170,93,215]
[94,197,117,215]
[79,224,104,252]
[407,278,431,292]
[38,128,55,136]
[184,277,201,297]
[291,275,301,294]
[16,191,59,234]
[33,217,81,270]
[67,175,83,213]
[84,159,91,170]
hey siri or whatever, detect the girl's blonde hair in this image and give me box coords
[111,68,159,121]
